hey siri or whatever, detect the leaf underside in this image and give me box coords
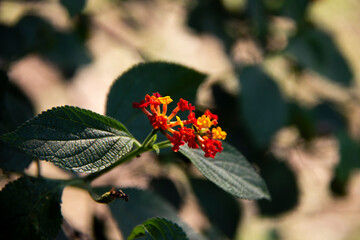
[180,142,270,200]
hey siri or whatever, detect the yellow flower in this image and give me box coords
[197,115,212,128]
[212,127,227,140]
[158,96,173,105]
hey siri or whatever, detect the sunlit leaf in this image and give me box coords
[179,142,270,200]
[1,106,134,173]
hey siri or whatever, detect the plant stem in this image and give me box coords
[142,129,158,146]
[155,140,172,149]
[36,159,41,177]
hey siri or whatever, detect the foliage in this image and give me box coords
[1,61,269,239]
[0,177,64,239]
[0,0,358,239]
[128,218,188,240]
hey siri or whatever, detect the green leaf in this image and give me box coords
[1,106,134,173]
[15,15,57,55]
[239,66,288,148]
[179,142,270,200]
[245,0,268,45]
[43,32,91,78]
[108,188,205,240]
[0,70,34,172]
[289,103,316,141]
[187,0,234,52]
[279,0,309,23]
[335,131,360,184]
[286,28,353,86]
[106,62,206,141]
[190,178,241,238]
[0,24,23,61]
[256,157,298,216]
[0,177,64,239]
[128,217,188,240]
[60,0,86,17]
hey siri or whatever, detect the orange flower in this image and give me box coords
[133,93,227,158]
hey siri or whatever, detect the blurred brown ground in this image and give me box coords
[1,0,360,239]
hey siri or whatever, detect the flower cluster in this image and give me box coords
[133,93,227,158]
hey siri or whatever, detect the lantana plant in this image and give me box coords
[0,62,269,240]
[133,93,226,158]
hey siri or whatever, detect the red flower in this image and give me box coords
[148,114,168,130]
[133,93,227,158]
[200,137,223,159]
[170,131,185,152]
[204,109,218,120]
[180,127,198,149]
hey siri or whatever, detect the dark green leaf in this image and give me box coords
[0,177,63,239]
[15,15,57,54]
[0,70,34,172]
[106,62,206,141]
[286,28,353,85]
[60,0,86,17]
[257,157,298,216]
[335,131,360,184]
[0,14,91,76]
[289,101,345,140]
[187,0,233,52]
[245,0,269,45]
[190,178,241,239]
[0,24,23,61]
[179,142,270,200]
[313,102,345,135]
[279,0,309,23]
[239,66,288,148]
[289,103,316,141]
[108,188,205,240]
[43,32,91,78]
[1,106,134,173]
[150,177,182,210]
[128,217,188,240]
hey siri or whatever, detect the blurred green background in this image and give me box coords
[1,0,360,239]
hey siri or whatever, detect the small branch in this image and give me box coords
[155,140,172,149]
